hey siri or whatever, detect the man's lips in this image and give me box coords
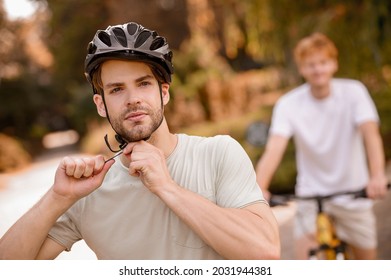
[125,111,147,121]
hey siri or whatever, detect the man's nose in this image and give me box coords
[125,90,142,106]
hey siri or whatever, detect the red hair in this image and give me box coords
[294,32,338,65]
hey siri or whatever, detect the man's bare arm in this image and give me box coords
[0,155,113,259]
[360,121,388,199]
[157,184,281,259]
[255,135,289,199]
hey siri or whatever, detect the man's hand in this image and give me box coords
[52,155,114,202]
[123,142,175,194]
[366,174,389,199]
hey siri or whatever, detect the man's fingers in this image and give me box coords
[93,155,106,175]
[101,158,115,174]
[128,162,142,177]
[123,142,136,157]
[62,157,76,177]
[74,158,88,178]
[82,157,96,177]
[62,155,110,179]
[367,183,388,199]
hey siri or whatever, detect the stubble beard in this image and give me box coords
[111,105,164,143]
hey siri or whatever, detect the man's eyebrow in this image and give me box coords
[135,74,155,83]
[104,82,124,89]
[104,75,155,89]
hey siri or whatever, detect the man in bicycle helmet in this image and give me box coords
[0,22,280,260]
[255,32,388,260]
[85,21,174,150]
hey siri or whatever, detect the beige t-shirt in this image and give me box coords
[48,134,265,259]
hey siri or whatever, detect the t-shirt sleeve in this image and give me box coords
[48,205,82,251]
[352,81,379,125]
[269,97,294,138]
[213,136,267,208]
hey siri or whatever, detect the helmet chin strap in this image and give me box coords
[104,134,128,153]
[99,82,164,154]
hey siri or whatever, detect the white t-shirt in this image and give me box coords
[270,78,379,204]
[48,134,266,259]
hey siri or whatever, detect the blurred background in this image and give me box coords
[1,0,391,193]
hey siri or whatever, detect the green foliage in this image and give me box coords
[45,0,109,84]
[372,86,391,159]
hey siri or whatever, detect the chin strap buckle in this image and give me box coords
[104,134,128,153]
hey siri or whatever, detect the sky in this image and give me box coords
[3,0,37,20]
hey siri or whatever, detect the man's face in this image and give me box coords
[93,60,170,142]
[298,51,338,89]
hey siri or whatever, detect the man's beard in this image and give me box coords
[110,105,164,143]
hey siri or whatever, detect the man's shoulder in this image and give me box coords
[177,134,242,157]
[332,78,365,89]
[332,78,370,101]
[178,133,235,146]
[277,83,308,106]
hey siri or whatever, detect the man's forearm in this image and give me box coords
[367,134,385,177]
[156,183,280,259]
[361,122,386,177]
[0,188,72,259]
[256,135,289,192]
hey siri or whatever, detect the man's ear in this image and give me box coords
[93,94,107,117]
[161,83,170,105]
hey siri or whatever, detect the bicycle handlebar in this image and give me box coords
[270,183,391,207]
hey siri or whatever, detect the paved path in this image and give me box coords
[0,156,96,259]
[1,155,390,259]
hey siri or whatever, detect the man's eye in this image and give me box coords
[139,81,151,87]
[110,87,121,93]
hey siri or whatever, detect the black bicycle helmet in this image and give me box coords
[85,22,174,87]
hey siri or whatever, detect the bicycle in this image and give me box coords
[270,184,390,260]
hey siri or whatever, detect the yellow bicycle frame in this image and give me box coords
[316,213,347,259]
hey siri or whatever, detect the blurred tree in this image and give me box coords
[38,0,110,136]
[0,2,53,153]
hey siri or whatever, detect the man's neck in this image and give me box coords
[310,83,331,99]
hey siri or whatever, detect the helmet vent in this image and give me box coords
[165,51,173,61]
[98,32,112,47]
[134,30,151,48]
[127,22,138,35]
[87,42,97,54]
[150,37,165,50]
[112,27,127,47]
